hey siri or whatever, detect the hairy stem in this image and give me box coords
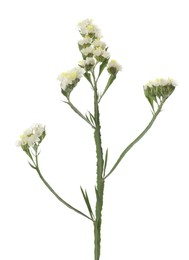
[93,73,105,260]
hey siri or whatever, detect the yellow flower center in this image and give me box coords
[87,25,93,31]
[62,72,68,77]
[70,72,77,79]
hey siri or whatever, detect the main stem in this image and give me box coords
[93,85,104,260]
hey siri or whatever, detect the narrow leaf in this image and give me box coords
[61,88,68,98]
[88,111,96,126]
[85,113,90,124]
[94,187,101,214]
[62,100,69,105]
[106,74,116,89]
[28,161,36,170]
[95,187,100,202]
[84,190,94,219]
[78,43,82,52]
[98,74,116,102]
[80,186,86,200]
[80,187,94,220]
[84,72,93,85]
[98,58,109,78]
[103,148,108,176]
[146,96,155,112]
[85,112,96,128]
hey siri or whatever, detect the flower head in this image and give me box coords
[78,37,92,48]
[107,60,122,75]
[81,46,94,57]
[77,19,112,66]
[16,123,46,150]
[144,77,177,110]
[78,19,101,38]
[79,57,96,71]
[93,47,110,62]
[57,67,84,96]
[93,39,106,49]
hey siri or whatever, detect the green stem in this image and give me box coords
[34,154,93,221]
[104,101,165,179]
[93,72,105,260]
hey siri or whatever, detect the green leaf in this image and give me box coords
[98,74,116,102]
[28,161,36,170]
[145,95,156,113]
[95,187,100,202]
[106,74,116,89]
[88,111,96,126]
[98,58,109,78]
[80,187,94,220]
[78,43,82,51]
[84,72,93,85]
[94,187,101,214]
[80,186,86,200]
[61,88,68,98]
[85,111,96,128]
[85,113,90,123]
[103,148,108,177]
[85,191,94,218]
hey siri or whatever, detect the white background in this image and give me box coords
[1,0,189,259]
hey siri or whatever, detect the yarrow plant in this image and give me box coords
[17,19,176,260]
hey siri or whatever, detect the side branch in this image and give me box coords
[64,97,95,129]
[34,157,93,221]
[104,101,165,179]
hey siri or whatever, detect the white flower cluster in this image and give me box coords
[16,123,46,148]
[57,67,84,91]
[78,19,110,68]
[107,60,122,75]
[81,46,94,57]
[93,47,110,59]
[78,37,92,46]
[58,19,121,95]
[79,57,95,67]
[93,39,106,48]
[78,19,101,38]
[144,78,177,90]
[144,77,177,107]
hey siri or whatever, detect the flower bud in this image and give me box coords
[144,78,177,109]
[16,124,46,151]
[107,60,122,75]
[57,67,84,97]
[79,57,95,71]
[93,48,110,62]
[93,39,106,49]
[78,19,102,39]
[78,37,92,48]
[81,46,94,57]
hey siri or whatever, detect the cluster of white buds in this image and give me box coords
[79,57,95,71]
[16,123,46,150]
[57,67,84,97]
[78,19,110,68]
[144,78,177,109]
[78,19,102,39]
[57,19,121,97]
